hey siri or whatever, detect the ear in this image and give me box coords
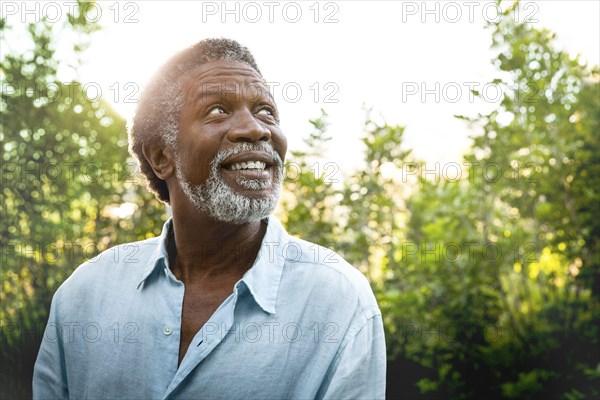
[142,142,175,181]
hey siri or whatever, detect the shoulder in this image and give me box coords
[53,236,160,307]
[282,234,381,321]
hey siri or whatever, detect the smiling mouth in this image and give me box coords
[220,158,274,189]
[220,150,278,173]
[225,161,267,171]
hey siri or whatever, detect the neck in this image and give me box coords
[168,205,267,284]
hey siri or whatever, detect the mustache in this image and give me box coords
[211,142,283,168]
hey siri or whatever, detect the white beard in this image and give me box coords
[175,142,283,224]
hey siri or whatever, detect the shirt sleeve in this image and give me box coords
[317,314,387,400]
[32,292,69,399]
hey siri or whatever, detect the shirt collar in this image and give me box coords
[136,215,288,315]
[137,218,173,289]
[238,215,287,315]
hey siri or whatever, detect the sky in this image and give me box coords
[5,0,599,172]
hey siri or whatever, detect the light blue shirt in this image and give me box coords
[33,216,386,399]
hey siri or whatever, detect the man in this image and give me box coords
[33,38,386,399]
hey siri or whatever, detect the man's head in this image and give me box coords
[129,38,287,224]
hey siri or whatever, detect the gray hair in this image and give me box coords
[128,38,262,203]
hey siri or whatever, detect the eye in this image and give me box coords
[207,105,226,115]
[256,106,275,117]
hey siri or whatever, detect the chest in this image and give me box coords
[178,284,235,362]
[181,290,230,330]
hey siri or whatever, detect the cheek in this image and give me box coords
[176,143,216,179]
[273,131,288,162]
[180,130,221,161]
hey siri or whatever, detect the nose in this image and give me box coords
[226,109,271,143]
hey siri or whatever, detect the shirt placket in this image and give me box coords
[160,265,186,394]
[162,282,242,399]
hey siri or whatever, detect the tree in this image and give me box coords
[382,2,599,398]
[1,4,165,397]
[277,110,339,247]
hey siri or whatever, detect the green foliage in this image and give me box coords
[277,110,339,247]
[1,4,165,398]
[380,4,599,399]
[474,8,600,298]
[279,109,411,287]
[339,111,410,283]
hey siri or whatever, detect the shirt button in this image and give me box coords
[163,326,173,336]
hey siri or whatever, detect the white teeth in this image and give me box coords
[229,161,266,171]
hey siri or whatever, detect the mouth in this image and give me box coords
[225,160,268,171]
[220,151,277,171]
[219,151,279,188]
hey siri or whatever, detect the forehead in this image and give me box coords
[181,60,269,100]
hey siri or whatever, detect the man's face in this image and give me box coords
[174,60,287,223]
